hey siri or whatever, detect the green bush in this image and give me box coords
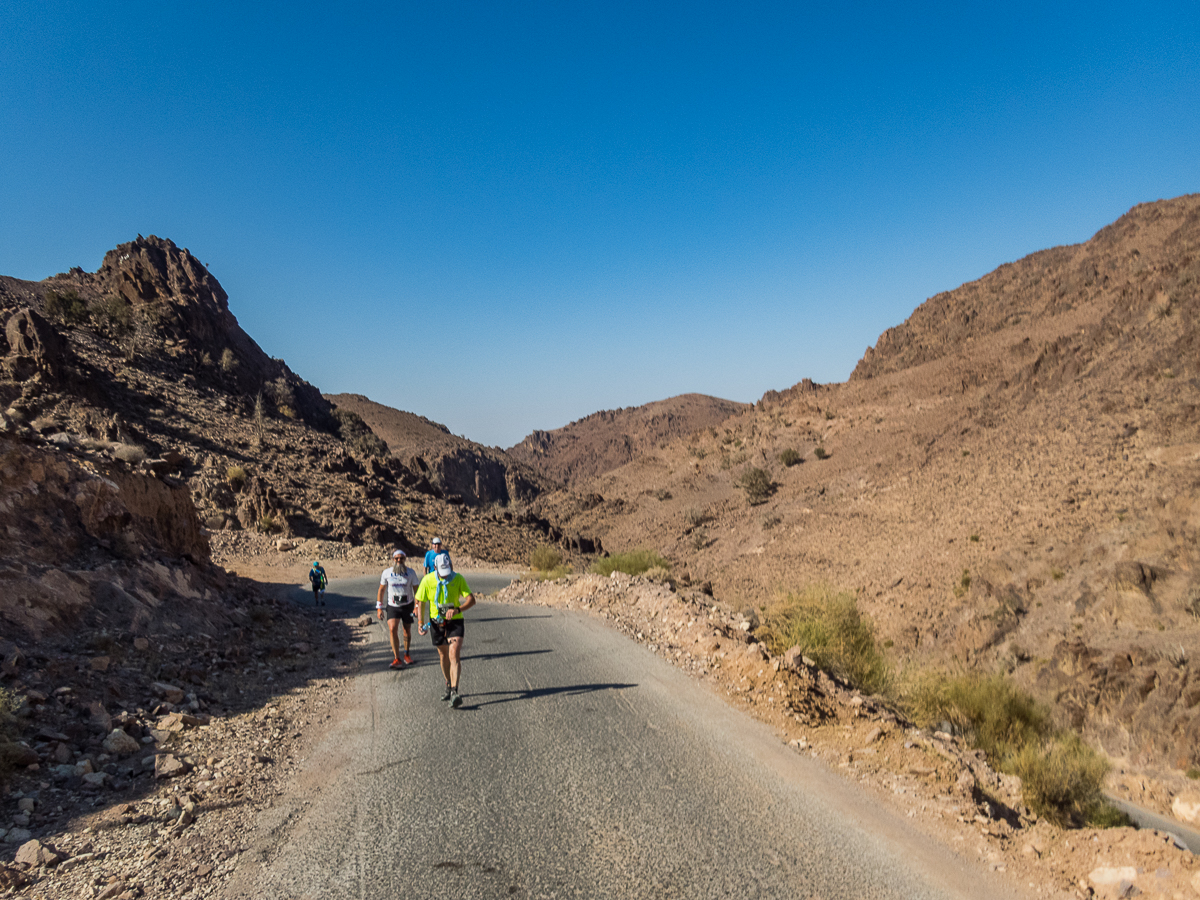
[333,408,389,458]
[591,549,670,578]
[737,467,774,505]
[813,447,829,460]
[529,544,563,572]
[759,585,890,695]
[1009,732,1112,827]
[95,294,133,334]
[43,288,89,325]
[778,448,803,467]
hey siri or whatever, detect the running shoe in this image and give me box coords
[389,659,403,670]
[403,653,413,665]
[441,684,453,701]
[450,690,462,708]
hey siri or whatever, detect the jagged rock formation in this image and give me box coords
[507,393,750,486]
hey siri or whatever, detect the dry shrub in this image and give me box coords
[227,465,247,490]
[1010,732,1114,827]
[906,672,1048,763]
[759,585,890,696]
[0,687,25,783]
[529,544,563,572]
[904,671,1124,828]
[591,549,669,578]
[113,443,146,464]
[778,448,803,467]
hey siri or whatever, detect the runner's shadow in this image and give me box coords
[462,648,552,662]
[461,682,636,709]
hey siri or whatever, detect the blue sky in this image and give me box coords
[2,1,1197,447]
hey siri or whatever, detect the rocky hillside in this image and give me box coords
[0,236,591,578]
[507,392,749,486]
[324,392,546,508]
[532,194,1200,778]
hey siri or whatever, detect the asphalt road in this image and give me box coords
[227,576,1025,900]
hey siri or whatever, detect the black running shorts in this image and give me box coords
[429,618,464,646]
[386,603,414,625]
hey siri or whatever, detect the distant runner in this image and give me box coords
[308,561,327,606]
[415,553,474,708]
[423,536,446,576]
[378,550,419,669]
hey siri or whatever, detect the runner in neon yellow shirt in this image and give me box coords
[415,553,475,708]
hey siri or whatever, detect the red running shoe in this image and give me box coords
[389,658,403,669]
[403,653,413,665]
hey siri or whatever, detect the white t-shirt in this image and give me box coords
[380,566,419,607]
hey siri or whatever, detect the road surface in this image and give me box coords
[224,576,1026,899]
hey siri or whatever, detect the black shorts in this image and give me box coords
[386,603,415,625]
[429,618,464,646]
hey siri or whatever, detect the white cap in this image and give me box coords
[392,549,405,558]
[431,537,442,545]
[435,553,452,578]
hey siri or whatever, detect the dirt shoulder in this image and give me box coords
[490,572,1200,900]
[0,580,377,898]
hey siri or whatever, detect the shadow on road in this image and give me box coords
[461,682,637,709]
[469,614,554,623]
[463,648,553,662]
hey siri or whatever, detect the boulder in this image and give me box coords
[151,681,185,704]
[1171,791,1200,824]
[14,839,60,867]
[154,753,190,779]
[0,741,39,768]
[102,728,141,755]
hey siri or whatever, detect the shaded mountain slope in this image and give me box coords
[324,392,546,508]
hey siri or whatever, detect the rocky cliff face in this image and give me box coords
[0,432,215,642]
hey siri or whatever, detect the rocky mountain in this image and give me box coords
[324,392,546,508]
[0,235,595,649]
[532,194,1200,777]
[507,393,750,486]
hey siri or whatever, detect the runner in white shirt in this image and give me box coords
[377,549,420,669]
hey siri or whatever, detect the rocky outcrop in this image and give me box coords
[91,236,335,431]
[3,308,70,382]
[0,433,212,642]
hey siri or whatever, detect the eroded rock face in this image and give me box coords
[0,434,214,641]
[3,307,69,381]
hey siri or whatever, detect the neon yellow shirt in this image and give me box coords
[416,572,472,622]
